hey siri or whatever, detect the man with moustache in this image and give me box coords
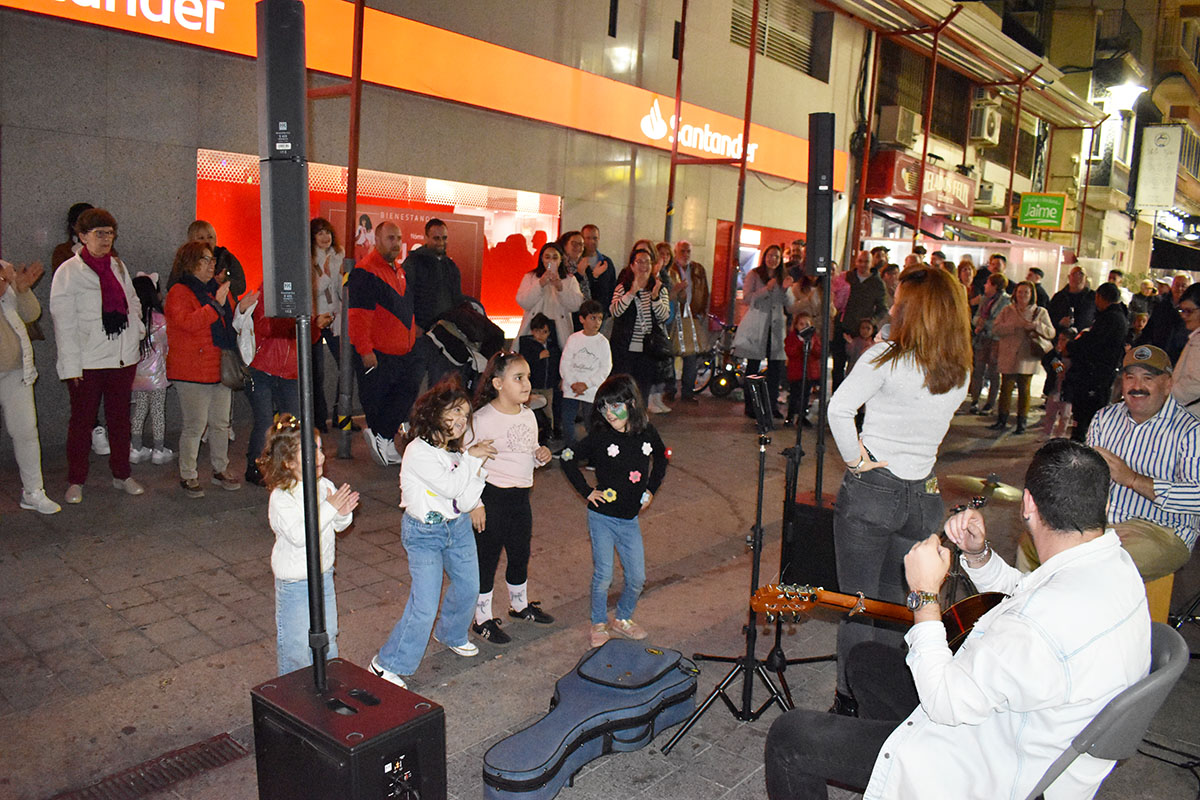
[1083,345,1199,579]
[348,221,416,466]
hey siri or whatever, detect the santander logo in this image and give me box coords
[639,98,759,163]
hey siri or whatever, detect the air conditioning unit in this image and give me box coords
[969,106,1002,148]
[972,87,1000,107]
[877,105,921,148]
[975,180,1005,212]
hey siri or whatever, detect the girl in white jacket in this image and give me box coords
[260,414,359,674]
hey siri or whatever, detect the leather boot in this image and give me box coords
[988,414,1009,431]
[1014,416,1027,434]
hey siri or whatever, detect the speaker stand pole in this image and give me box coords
[766,333,836,706]
[297,314,330,690]
[662,432,789,754]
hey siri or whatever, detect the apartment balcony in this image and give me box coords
[1157,17,1200,98]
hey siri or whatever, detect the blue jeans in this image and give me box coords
[560,397,592,447]
[275,570,338,675]
[246,367,299,463]
[587,510,645,624]
[378,514,479,676]
[832,467,944,694]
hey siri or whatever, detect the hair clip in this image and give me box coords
[273,415,301,431]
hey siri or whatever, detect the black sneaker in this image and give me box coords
[828,690,859,717]
[472,618,511,644]
[509,602,555,624]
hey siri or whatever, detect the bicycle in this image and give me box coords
[692,314,747,397]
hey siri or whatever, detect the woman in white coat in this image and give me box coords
[990,280,1054,434]
[516,242,583,351]
[733,244,790,417]
[50,208,145,504]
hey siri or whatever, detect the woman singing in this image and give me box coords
[825,266,972,715]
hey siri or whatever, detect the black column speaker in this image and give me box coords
[252,659,447,800]
[257,0,311,316]
[805,112,835,278]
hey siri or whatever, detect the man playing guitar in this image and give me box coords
[765,439,1151,800]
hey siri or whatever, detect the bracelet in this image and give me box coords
[961,540,992,565]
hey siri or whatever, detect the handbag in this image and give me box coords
[645,315,673,361]
[670,304,702,357]
[220,347,249,391]
[1028,329,1052,358]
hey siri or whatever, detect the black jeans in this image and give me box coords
[765,643,917,800]
[475,484,532,594]
[832,467,944,694]
[353,350,419,439]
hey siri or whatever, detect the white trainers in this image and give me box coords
[590,623,610,648]
[368,655,408,688]
[151,447,175,464]
[129,446,153,464]
[65,484,83,504]
[433,635,478,657]
[363,427,401,466]
[91,426,110,455]
[20,490,61,515]
[611,618,648,640]
[112,477,145,496]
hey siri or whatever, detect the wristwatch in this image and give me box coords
[906,590,940,611]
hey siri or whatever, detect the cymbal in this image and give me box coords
[942,473,1022,503]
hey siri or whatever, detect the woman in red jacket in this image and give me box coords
[243,287,332,486]
[165,241,255,498]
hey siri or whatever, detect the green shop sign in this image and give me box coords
[1018,193,1067,229]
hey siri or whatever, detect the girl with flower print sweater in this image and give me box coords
[561,374,668,648]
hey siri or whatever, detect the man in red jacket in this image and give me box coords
[348,222,415,466]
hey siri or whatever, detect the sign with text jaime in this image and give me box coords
[2,0,848,188]
[1017,193,1067,229]
[1136,125,1184,211]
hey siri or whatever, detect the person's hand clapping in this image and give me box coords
[238,289,260,312]
[326,483,360,515]
[215,282,231,305]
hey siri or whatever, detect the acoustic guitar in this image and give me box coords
[751,583,1006,653]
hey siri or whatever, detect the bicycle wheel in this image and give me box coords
[692,351,714,395]
[710,355,740,397]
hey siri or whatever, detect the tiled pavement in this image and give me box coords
[0,397,1197,800]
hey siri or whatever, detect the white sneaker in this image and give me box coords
[129,446,153,464]
[91,426,110,455]
[368,655,408,688]
[433,634,478,657]
[151,447,175,464]
[380,438,402,465]
[20,490,61,515]
[112,477,145,496]
[363,427,401,466]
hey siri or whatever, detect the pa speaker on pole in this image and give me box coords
[805,112,835,278]
[257,0,311,317]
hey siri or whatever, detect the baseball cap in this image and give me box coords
[1122,345,1172,375]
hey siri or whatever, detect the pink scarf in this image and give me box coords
[78,247,129,338]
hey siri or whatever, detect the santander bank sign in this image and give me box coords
[640,98,760,163]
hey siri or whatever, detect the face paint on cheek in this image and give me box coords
[609,405,629,421]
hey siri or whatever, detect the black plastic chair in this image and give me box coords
[1024,622,1190,800]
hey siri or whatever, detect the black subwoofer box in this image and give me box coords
[251,658,446,800]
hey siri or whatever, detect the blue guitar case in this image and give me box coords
[482,638,698,800]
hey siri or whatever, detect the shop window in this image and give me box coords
[730,0,832,82]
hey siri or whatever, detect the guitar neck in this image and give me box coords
[809,590,914,625]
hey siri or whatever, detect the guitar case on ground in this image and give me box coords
[482,638,698,800]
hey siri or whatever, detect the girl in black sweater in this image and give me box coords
[561,374,669,648]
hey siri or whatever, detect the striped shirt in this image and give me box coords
[610,284,669,352]
[1086,394,1200,550]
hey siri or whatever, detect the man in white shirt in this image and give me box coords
[765,438,1150,800]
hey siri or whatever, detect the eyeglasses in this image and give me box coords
[1180,305,1199,316]
[198,256,216,265]
[86,229,116,239]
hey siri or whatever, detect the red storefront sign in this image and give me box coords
[864,151,977,216]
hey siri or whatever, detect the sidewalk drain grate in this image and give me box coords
[46,732,250,800]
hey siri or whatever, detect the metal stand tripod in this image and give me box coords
[662,432,788,754]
